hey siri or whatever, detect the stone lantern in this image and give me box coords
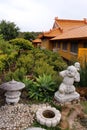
[0,79,25,104]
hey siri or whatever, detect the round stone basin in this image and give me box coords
[0,79,25,104]
[43,110,55,118]
[36,106,61,127]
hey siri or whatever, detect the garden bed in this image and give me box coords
[0,88,87,130]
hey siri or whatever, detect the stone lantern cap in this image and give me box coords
[0,79,25,91]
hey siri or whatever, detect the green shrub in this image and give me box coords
[33,59,56,77]
[42,50,67,71]
[4,67,26,82]
[0,54,7,72]
[0,38,19,72]
[16,48,67,78]
[9,38,34,50]
[4,70,13,81]
[16,53,34,74]
[13,67,27,81]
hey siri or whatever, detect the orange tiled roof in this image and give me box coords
[51,25,87,40]
[53,17,87,30]
[32,38,41,43]
[40,17,87,39]
[38,33,44,38]
[43,28,62,37]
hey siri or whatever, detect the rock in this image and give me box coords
[0,103,50,130]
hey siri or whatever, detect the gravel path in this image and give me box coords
[0,103,49,130]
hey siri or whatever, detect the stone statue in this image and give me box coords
[74,62,80,83]
[59,65,80,96]
[74,62,80,71]
[54,63,80,103]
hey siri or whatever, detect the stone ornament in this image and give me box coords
[36,106,61,127]
[0,79,25,104]
[74,62,80,71]
[54,63,80,103]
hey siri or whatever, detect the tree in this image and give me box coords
[0,20,20,41]
[24,32,41,41]
[24,32,35,41]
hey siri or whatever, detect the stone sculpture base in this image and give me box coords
[54,91,80,103]
[5,91,21,104]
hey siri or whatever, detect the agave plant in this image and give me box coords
[36,74,55,91]
[25,74,56,102]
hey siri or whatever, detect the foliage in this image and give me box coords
[43,49,67,71]
[0,20,19,40]
[30,48,67,76]
[24,32,35,41]
[4,67,26,82]
[0,34,3,40]
[5,51,18,71]
[9,38,34,50]
[24,31,41,41]
[0,38,14,54]
[78,60,87,87]
[23,76,34,88]
[12,67,27,81]
[0,37,67,94]
[16,53,34,74]
[0,53,7,64]
[4,70,13,81]
[18,31,41,39]
[33,59,56,77]
[24,74,57,102]
[0,58,6,72]
[0,38,18,72]
[16,48,67,78]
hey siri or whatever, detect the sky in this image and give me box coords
[0,0,87,32]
